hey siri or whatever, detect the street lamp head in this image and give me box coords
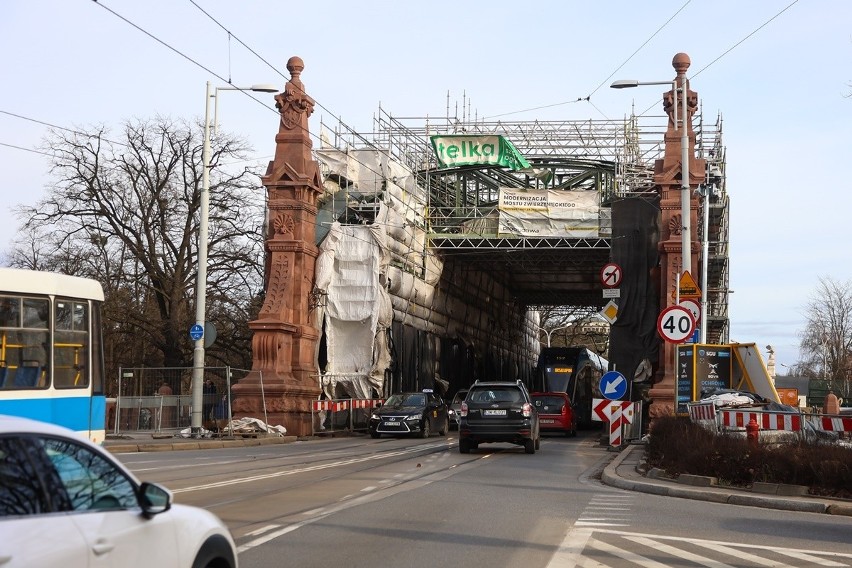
[610,80,640,89]
[249,84,279,93]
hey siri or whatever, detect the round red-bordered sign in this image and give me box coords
[600,263,623,288]
[657,305,696,343]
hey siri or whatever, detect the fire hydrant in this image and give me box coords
[746,418,760,447]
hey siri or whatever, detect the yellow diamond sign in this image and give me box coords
[599,300,618,324]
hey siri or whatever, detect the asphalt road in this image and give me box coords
[114,431,852,567]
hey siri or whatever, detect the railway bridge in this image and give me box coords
[231,53,731,436]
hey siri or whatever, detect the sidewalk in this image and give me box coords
[601,442,852,517]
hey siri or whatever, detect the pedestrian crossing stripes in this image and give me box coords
[568,528,852,568]
[575,493,635,528]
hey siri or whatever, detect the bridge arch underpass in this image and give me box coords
[311,107,728,418]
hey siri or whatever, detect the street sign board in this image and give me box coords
[600,370,628,400]
[678,270,701,299]
[600,263,623,288]
[599,300,618,324]
[657,305,696,343]
[189,323,204,341]
[602,288,620,299]
[679,299,700,323]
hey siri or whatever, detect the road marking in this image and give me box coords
[547,526,594,568]
[625,535,737,567]
[172,441,448,493]
[690,541,798,567]
[243,524,279,537]
[589,537,670,567]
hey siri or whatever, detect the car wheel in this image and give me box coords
[420,418,431,438]
[370,431,380,439]
[438,417,448,436]
[459,438,471,454]
[524,438,535,454]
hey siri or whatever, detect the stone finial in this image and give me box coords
[672,52,691,76]
[287,56,304,80]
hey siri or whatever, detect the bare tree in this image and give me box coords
[537,305,606,352]
[799,276,852,398]
[10,117,266,388]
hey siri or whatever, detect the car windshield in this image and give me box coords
[469,388,522,403]
[385,393,425,407]
[533,396,566,413]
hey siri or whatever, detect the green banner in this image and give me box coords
[430,135,531,171]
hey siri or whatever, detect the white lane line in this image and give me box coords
[244,524,279,537]
[546,526,594,568]
[173,442,447,493]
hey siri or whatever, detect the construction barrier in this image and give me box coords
[719,409,802,431]
[687,403,851,439]
[311,398,383,435]
[814,415,852,433]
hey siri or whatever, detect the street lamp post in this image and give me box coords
[610,77,691,282]
[540,324,573,348]
[191,81,277,435]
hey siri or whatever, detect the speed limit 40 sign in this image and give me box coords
[657,305,696,343]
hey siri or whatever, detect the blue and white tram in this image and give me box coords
[0,267,107,443]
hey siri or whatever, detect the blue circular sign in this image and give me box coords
[600,371,628,401]
[189,324,204,341]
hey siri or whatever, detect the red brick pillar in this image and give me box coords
[231,56,322,436]
[648,53,705,420]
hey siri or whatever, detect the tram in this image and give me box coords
[0,268,107,443]
[534,347,608,428]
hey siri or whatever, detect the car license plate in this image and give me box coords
[483,409,506,416]
[540,419,554,424]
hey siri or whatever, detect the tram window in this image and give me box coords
[0,296,21,328]
[55,301,89,390]
[22,299,48,330]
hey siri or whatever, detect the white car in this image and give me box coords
[0,414,238,568]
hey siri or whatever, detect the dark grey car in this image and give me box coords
[458,380,540,454]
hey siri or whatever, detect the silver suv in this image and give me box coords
[457,380,540,454]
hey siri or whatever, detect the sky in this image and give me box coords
[1,0,850,372]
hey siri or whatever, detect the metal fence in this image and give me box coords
[111,366,254,436]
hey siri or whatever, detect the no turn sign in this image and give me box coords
[657,305,696,343]
[600,263,622,288]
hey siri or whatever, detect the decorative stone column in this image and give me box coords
[648,53,705,419]
[231,56,322,436]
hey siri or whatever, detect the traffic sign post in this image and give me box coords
[657,305,696,343]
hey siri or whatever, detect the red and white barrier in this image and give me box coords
[719,409,801,432]
[350,399,384,409]
[687,401,717,422]
[816,416,852,432]
[312,400,349,412]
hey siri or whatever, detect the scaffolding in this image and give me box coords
[316,100,729,339]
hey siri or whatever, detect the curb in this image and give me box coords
[601,445,852,517]
[105,435,299,454]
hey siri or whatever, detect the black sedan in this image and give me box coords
[369,390,449,438]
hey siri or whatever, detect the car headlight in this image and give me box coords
[406,414,422,421]
[370,413,380,420]
[448,409,455,416]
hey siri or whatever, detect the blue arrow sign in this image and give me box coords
[189,323,204,341]
[600,371,628,401]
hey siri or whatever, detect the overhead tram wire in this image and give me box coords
[0,110,129,149]
[88,0,608,301]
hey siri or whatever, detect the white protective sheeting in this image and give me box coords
[315,206,394,400]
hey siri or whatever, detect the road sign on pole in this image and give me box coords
[600,263,623,288]
[657,305,696,343]
[189,324,204,341]
[600,371,628,400]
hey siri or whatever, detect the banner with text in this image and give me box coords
[430,135,531,171]
[498,188,600,237]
